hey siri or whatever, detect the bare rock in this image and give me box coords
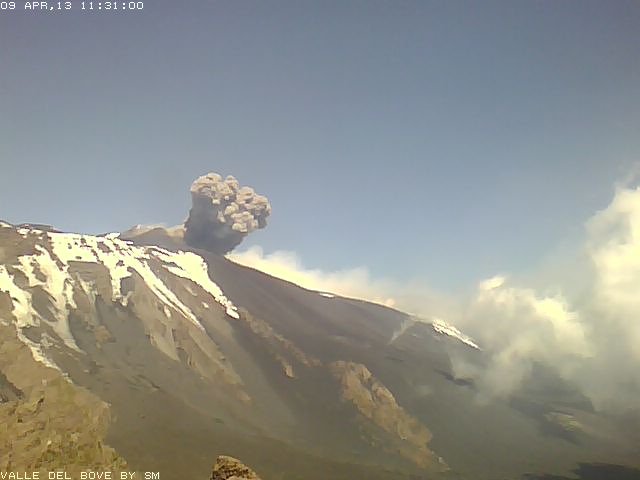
[329,360,447,471]
[210,455,261,480]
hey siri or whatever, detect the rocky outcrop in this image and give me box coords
[329,361,447,471]
[210,455,261,480]
[238,307,321,379]
[0,324,127,471]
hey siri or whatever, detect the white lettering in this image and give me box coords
[47,473,70,480]
[24,1,49,8]
[0,475,39,480]
[81,473,112,480]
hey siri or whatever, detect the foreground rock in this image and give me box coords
[210,455,262,480]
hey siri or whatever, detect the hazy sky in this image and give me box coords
[1,1,639,290]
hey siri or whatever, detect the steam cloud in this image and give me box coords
[184,173,271,254]
[450,184,640,412]
[228,180,640,414]
[452,275,592,401]
[227,246,423,308]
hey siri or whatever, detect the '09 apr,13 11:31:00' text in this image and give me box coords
[0,2,144,11]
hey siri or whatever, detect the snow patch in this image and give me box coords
[2,227,242,363]
[0,265,61,370]
[432,318,480,350]
[15,245,81,351]
[150,247,240,319]
[47,232,207,330]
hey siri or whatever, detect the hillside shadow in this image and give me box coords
[524,463,640,480]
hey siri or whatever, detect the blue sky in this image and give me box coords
[1,1,639,290]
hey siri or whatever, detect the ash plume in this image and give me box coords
[184,173,271,254]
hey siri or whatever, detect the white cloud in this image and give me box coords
[227,246,398,307]
[455,275,592,400]
[455,186,640,409]
[579,186,640,409]
[587,187,640,337]
[228,185,640,412]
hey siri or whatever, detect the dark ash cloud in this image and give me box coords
[184,173,271,254]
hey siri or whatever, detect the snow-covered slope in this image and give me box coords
[0,223,239,371]
[388,314,480,350]
[431,317,480,350]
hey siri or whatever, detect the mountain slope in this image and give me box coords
[0,221,638,479]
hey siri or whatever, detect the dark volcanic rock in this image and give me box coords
[210,455,261,480]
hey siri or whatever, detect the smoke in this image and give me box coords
[184,173,271,254]
[578,186,640,410]
[451,185,640,411]
[453,275,592,401]
[227,182,640,413]
[227,246,398,307]
[388,317,418,344]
